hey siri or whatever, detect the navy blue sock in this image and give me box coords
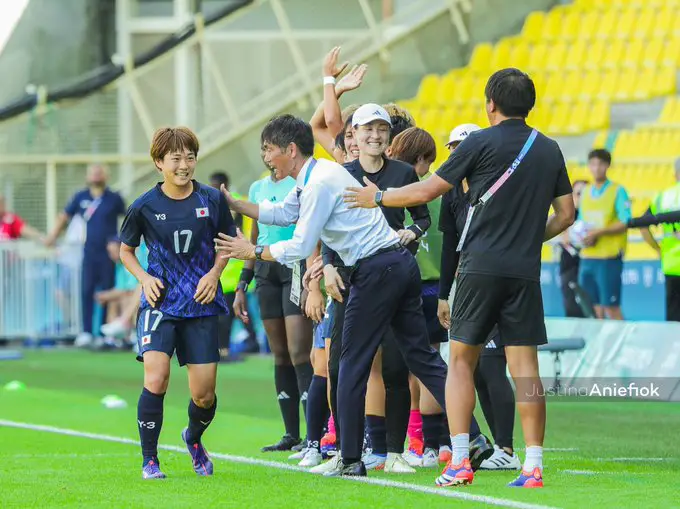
[186,395,217,445]
[138,388,164,464]
[366,415,387,456]
[422,413,444,450]
[305,375,329,450]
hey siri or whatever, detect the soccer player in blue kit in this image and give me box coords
[119,127,235,479]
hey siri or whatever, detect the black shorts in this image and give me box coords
[254,261,301,320]
[450,273,547,347]
[422,293,448,344]
[136,309,219,366]
[480,325,505,357]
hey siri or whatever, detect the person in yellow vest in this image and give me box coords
[209,172,259,361]
[577,149,631,320]
[639,159,680,321]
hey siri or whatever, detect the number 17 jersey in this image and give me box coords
[120,181,236,318]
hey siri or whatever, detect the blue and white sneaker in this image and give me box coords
[362,452,387,470]
[182,428,214,476]
[142,458,167,479]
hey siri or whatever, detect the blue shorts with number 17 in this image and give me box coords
[135,309,220,366]
[313,299,335,349]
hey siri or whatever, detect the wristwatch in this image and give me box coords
[236,281,248,292]
[254,245,265,260]
[374,190,384,206]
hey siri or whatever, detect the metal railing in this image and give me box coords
[0,240,82,340]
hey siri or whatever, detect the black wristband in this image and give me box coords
[239,268,254,285]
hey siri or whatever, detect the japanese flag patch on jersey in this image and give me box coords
[142,335,151,345]
[195,207,209,218]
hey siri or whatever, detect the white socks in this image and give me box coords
[451,433,469,465]
[524,445,543,472]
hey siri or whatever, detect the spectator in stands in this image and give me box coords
[559,180,588,317]
[577,149,631,320]
[209,171,259,360]
[640,158,680,321]
[44,164,126,346]
[0,194,44,241]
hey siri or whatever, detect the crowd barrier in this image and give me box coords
[0,241,82,341]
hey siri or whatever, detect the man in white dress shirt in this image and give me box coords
[214,114,448,477]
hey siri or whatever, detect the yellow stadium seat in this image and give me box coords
[652,7,678,38]
[642,38,664,69]
[508,41,530,70]
[450,74,473,107]
[559,10,581,41]
[579,10,602,40]
[658,98,677,124]
[580,71,601,101]
[622,40,644,70]
[592,129,608,149]
[565,101,589,134]
[614,8,635,40]
[489,38,513,70]
[632,7,655,39]
[614,69,638,102]
[435,74,456,106]
[541,7,564,42]
[468,76,487,107]
[596,10,619,39]
[560,71,582,103]
[420,109,439,134]
[597,70,620,100]
[543,72,565,104]
[526,43,549,72]
[612,130,631,159]
[547,102,571,135]
[661,39,680,68]
[417,74,439,103]
[521,11,545,43]
[588,100,610,131]
[468,43,493,74]
[603,40,625,70]
[583,40,606,71]
[654,67,676,97]
[632,68,655,101]
[564,40,586,71]
[544,43,567,72]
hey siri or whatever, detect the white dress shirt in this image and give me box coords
[258,157,399,266]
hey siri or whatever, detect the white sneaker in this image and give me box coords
[101,319,128,339]
[310,454,341,474]
[480,445,521,470]
[298,448,323,467]
[74,332,93,347]
[384,452,416,473]
[402,449,423,467]
[422,447,439,468]
[288,447,308,460]
[362,452,387,470]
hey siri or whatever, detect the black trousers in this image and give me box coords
[666,275,680,322]
[560,266,584,318]
[337,248,447,461]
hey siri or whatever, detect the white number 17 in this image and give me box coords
[173,229,192,254]
[143,310,163,332]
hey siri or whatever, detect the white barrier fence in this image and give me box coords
[0,241,82,340]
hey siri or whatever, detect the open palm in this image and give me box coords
[336,64,368,94]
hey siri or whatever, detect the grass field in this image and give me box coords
[1,349,679,509]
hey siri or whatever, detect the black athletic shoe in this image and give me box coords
[261,434,301,452]
[323,460,367,477]
[469,434,494,471]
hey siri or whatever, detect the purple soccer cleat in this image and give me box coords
[182,428,214,476]
[142,458,167,479]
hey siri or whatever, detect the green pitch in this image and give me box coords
[1,350,678,509]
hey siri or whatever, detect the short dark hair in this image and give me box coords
[587,148,612,166]
[261,114,314,157]
[335,131,346,153]
[209,171,229,187]
[484,68,536,118]
[150,126,200,162]
[390,127,436,166]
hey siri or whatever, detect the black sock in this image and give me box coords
[138,388,164,464]
[186,396,217,445]
[440,414,452,448]
[422,413,444,451]
[366,415,387,456]
[294,362,314,419]
[275,364,300,438]
[305,375,329,450]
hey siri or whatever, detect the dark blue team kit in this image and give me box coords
[119,181,235,365]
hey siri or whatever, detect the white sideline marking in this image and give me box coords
[603,457,672,462]
[561,470,598,475]
[0,419,560,509]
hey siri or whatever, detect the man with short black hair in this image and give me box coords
[215,114,450,478]
[344,68,575,488]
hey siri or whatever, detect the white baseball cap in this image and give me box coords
[446,123,481,146]
[352,103,392,127]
